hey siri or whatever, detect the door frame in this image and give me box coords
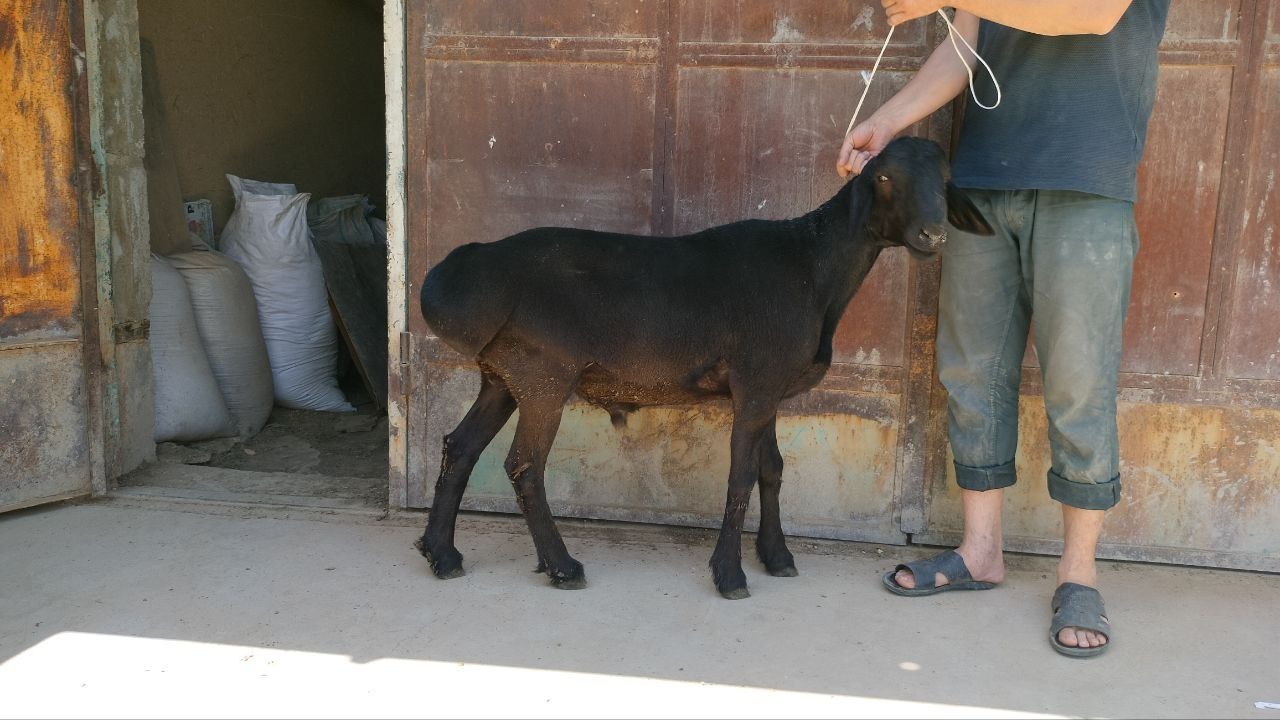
[385,0,411,511]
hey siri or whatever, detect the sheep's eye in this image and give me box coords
[876,174,890,183]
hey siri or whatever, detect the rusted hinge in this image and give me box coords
[112,319,150,344]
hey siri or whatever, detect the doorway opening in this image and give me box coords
[115,0,391,511]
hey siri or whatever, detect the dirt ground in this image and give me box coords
[166,406,390,480]
[123,364,391,509]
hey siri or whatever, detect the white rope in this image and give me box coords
[845,25,896,137]
[937,8,1002,110]
[845,8,1001,138]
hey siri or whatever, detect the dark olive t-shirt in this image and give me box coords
[951,0,1172,202]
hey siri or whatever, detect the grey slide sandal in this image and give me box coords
[1049,582,1112,658]
[882,549,998,597]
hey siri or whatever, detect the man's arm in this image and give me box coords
[883,0,1133,36]
[837,11,978,178]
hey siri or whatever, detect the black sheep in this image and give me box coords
[416,136,993,599]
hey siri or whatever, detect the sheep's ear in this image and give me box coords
[848,173,874,233]
[946,182,994,236]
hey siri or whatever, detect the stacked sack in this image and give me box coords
[150,241,274,442]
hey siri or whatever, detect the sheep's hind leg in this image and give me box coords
[504,381,585,590]
[754,418,797,577]
[418,371,516,579]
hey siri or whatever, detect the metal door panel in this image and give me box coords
[1219,65,1280,380]
[1124,65,1233,376]
[0,0,95,512]
[0,344,91,511]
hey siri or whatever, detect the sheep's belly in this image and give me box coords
[575,362,725,410]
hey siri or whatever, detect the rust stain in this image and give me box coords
[1110,404,1280,554]
[0,14,17,54]
[0,0,82,339]
[931,400,1280,561]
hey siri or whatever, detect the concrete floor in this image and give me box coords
[1,499,1277,719]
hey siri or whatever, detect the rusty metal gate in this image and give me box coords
[397,1,1278,569]
[0,0,101,512]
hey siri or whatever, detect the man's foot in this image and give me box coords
[1050,581,1111,657]
[892,543,1005,590]
[895,487,1006,591]
[1054,563,1108,650]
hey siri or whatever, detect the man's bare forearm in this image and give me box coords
[952,0,1132,36]
[869,11,977,135]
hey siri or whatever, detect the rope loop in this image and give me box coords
[845,8,1002,138]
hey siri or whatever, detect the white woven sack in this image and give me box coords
[149,255,236,442]
[168,248,275,438]
[219,175,353,412]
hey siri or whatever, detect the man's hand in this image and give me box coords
[882,0,945,26]
[837,118,897,179]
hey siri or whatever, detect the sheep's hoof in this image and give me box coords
[547,559,586,589]
[551,575,588,590]
[416,539,466,579]
[756,544,797,577]
[712,562,750,599]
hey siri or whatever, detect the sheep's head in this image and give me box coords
[860,137,993,259]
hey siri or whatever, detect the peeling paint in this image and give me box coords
[851,348,883,365]
[770,14,804,44]
[1259,226,1274,295]
[852,7,876,32]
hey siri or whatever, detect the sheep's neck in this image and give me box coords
[803,179,883,325]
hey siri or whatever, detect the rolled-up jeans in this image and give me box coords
[937,189,1138,511]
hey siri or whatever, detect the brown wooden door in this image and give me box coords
[403,2,954,543]
[918,0,1280,571]
[0,0,99,512]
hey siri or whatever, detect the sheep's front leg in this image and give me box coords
[504,388,585,590]
[754,418,797,577]
[709,397,777,600]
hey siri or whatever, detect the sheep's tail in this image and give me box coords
[419,242,517,358]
